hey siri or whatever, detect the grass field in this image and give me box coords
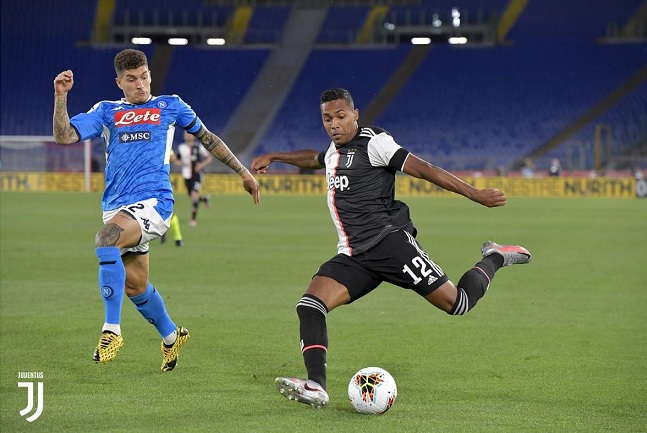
[1,191,646,433]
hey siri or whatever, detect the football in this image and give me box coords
[348,367,397,414]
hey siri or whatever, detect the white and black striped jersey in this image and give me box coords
[176,142,210,180]
[317,126,415,256]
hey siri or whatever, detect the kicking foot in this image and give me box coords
[481,240,531,266]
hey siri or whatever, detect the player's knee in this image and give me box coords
[95,223,123,247]
[296,294,328,318]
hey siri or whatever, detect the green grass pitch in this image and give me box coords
[1,191,646,432]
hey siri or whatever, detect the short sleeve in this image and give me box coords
[367,132,409,170]
[174,95,202,134]
[69,102,105,141]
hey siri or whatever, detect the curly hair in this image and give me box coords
[113,49,148,75]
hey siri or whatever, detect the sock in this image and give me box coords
[484,253,504,270]
[449,255,501,315]
[128,283,176,338]
[191,201,199,221]
[102,323,121,335]
[163,329,178,346]
[96,247,125,326]
[296,294,329,390]
[169,213,182,241]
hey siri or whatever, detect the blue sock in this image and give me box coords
[129,283,176,338]
[96,247,125,326]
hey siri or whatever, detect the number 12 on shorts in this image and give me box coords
[402,256,442,285]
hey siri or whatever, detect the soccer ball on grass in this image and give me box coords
[348,367,397,414]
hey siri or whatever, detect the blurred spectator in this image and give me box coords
[548,158,562,177]
[521,158,535,178]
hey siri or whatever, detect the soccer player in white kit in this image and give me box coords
[53,49,260,371]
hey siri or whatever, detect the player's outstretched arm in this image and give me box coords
[53,70,80,145]
[251,150,323,174]
[403,153,506,207]
[194,126,260,204]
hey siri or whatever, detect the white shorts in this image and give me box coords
[102,198,173,254]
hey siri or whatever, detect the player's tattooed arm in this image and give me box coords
[194,126,260,204]
[53,95,80,145]
[53,70,80,145]
[194,126,247,175]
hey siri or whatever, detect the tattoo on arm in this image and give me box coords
[53,96,79,144]
[194,127,247,175]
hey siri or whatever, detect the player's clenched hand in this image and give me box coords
[242,170,261,204]
[250,155,272,174]
[54,70,74,95]
[475,188,506,207]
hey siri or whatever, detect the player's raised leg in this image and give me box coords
[423,240,531,315]
[449,240,531,315]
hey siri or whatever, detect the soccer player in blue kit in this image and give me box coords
[251,88,531,407]
[53,49,260,371]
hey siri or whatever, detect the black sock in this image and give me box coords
[191,201,199,220]
[449,255,501,315]
[296,294,329,390]
[483,253,504,271]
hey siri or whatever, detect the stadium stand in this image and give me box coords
[0,0,101,136]
[317,6,372,44]
[111,0,231,27]
[374,38,646,170]
[160,47,271,134]
[1,0,645,172]
[254,45,414,157]
[245,6,291,44]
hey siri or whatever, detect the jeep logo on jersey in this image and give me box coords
[114,109,161,127]
[119,131,152,143]
[327,174,350,191]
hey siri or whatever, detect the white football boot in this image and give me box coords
[275,377,329,408]
[481,240,532,266]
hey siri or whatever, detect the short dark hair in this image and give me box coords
[320,88,354,109]
[114,49,148,75]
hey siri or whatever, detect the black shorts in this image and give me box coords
[315,230,448,302]
[184,173,203,195]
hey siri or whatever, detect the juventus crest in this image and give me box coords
[345,150,356,168]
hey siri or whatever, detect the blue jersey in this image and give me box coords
[70,95,202,211]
